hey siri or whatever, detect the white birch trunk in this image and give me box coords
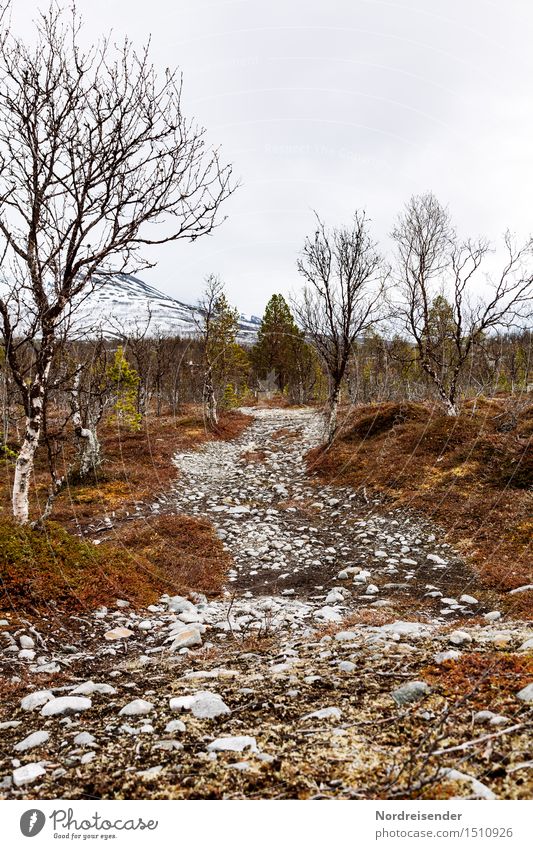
[71,366,101,477]
[204,366,218,427]
[12,366,50,524]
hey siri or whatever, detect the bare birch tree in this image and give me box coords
[294,212,385,442]
[0,2,234,523]
[196,274,224,428]
[392,193,533,415]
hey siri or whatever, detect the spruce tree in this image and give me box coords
[252,294,303,390]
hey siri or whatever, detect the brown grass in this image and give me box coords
[423,651,533,708]
[0,512,230,614]
[308,399,533,614]
[0,406,250,613]
[1,406,251,530]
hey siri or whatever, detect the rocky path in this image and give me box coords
[168,407,488,620]
[0,407,531,800]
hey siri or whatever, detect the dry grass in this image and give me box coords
[0,406,251,613]
[308,399,533,614]
[1,406,251,530]
[0,512,231,615]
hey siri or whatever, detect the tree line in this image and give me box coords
[0,3,531,526]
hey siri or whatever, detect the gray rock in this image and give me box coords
[391,680,431,706]
[516,683,533,703]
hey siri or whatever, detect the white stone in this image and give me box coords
[459,594,478,605]
[169,691,229,719]
[41,697,92,717]
[449,630,472,646]
[19,635,35,649]
[302,706,342,721]
[70,681,116,696]
[207,735,258,753]
[21,690,53,711]
[73,732,96,746]
[12,763,46,787]
[119,699,154,716]
[14,730,49,752]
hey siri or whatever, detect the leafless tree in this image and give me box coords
[294,212,385,442]
[0,2,234,523]
[196,274,224,428]
[392,193,533,415]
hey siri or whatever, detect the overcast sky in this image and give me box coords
[13,0,533,315]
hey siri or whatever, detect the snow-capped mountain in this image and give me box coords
[72,272,261,342]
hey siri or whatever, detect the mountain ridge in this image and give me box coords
[72,272,261,341]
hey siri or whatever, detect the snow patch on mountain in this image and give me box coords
[72,272,260,341]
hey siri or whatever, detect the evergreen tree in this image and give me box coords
[252,294,304,390]
[107,347,142,431]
